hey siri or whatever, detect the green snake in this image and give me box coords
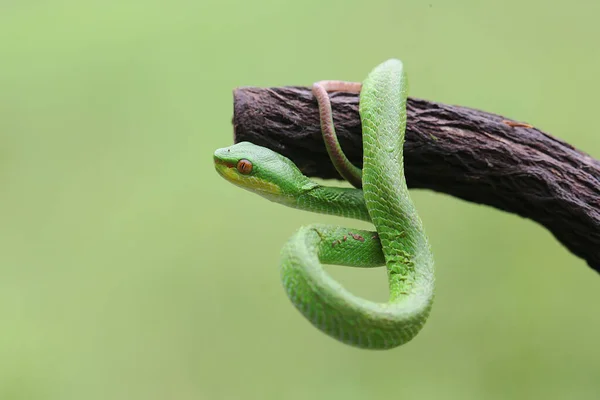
[213,59,434,349]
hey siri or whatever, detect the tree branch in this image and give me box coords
[232,86,600,273]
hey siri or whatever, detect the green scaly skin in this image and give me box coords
[213,59,434,349]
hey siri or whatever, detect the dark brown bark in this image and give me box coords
[232,86,600,273]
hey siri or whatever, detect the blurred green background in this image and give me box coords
[1,1,599,399]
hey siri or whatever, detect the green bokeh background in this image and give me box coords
[1,1,599,399]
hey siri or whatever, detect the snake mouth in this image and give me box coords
[213,155,235,169]
[213,162,235,184]
[214,161,283,198]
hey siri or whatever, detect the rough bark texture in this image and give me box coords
[232,86,600,273]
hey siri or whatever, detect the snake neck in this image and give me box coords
[293,184,371,222]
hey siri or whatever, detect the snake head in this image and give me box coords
[214,142,315,203]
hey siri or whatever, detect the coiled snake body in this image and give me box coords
[214,60,434,349]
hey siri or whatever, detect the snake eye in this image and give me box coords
[236,159,253,175]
